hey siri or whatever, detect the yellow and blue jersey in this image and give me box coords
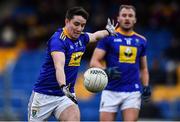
[97,27,147,92]
[33,28,89,96]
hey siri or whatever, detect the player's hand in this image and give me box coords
[104,67,121,80]
[60,84,78,104]
[142,85,151,102]
[105,18,118,36]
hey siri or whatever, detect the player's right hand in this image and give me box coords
[60,84,78,104]
[105,18,118,36]
[104,67,121,80]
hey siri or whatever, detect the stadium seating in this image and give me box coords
[8,50,45,120]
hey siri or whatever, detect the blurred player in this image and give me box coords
[90,5,151,121]
[28,6,116,121]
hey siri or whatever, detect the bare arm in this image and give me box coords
[87,30,109,43]
[140,56,149,86]
[51,51,78,104]
[51,51,66,86]
[90,48,106,69]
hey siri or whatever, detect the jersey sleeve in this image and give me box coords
[140,39,147,57]
[96,36,109,51]
[83,32,90,45]
[49,36,66,53]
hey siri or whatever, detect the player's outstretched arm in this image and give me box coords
[51,51,66,86]
[52,52,77,104]
[87,18,117,43]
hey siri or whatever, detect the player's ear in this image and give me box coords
[65,18,69,25]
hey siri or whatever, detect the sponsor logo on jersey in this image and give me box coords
[119,46,137,63]
[69,52,84,66]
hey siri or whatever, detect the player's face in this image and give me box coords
[117,8,136,30]
[65,15,87,39]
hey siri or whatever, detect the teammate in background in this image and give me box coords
[90,5,151,121]
[28,6,116,121]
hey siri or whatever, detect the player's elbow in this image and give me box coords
[89,33,98,43]
[140,67,149,76]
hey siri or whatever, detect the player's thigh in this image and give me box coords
[54,94,80,121]
[121,91,141,110]
[28,92,56,121]
[59,104,80,121]
[100,112,116,121]
[99,90,121,121]
[122,108,139,121]
[121,91,141,121]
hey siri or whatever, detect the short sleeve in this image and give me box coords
[140,39,147,56]
[83,32,90,45]
[49,36,65,53]
[96,36,109,51]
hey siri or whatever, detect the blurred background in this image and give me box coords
[0,0,180,121]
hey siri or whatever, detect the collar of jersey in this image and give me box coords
[115,27,135,36]
[63,27,74,40]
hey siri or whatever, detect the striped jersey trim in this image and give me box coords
[59,32,66,40]
[134,32,147,41]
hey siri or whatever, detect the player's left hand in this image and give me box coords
[60,84,78,104]
[142,85,151,102]
[105,18,118,36]
[104,66,121,80]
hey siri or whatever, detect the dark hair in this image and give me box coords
[119,5,136,13]
[65,7,89,20]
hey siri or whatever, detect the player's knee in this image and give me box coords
[68,107,80,121]
[100,112,116,121]
[123,115,138,121]
[70,111,80,121]
[122,108,139,121]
